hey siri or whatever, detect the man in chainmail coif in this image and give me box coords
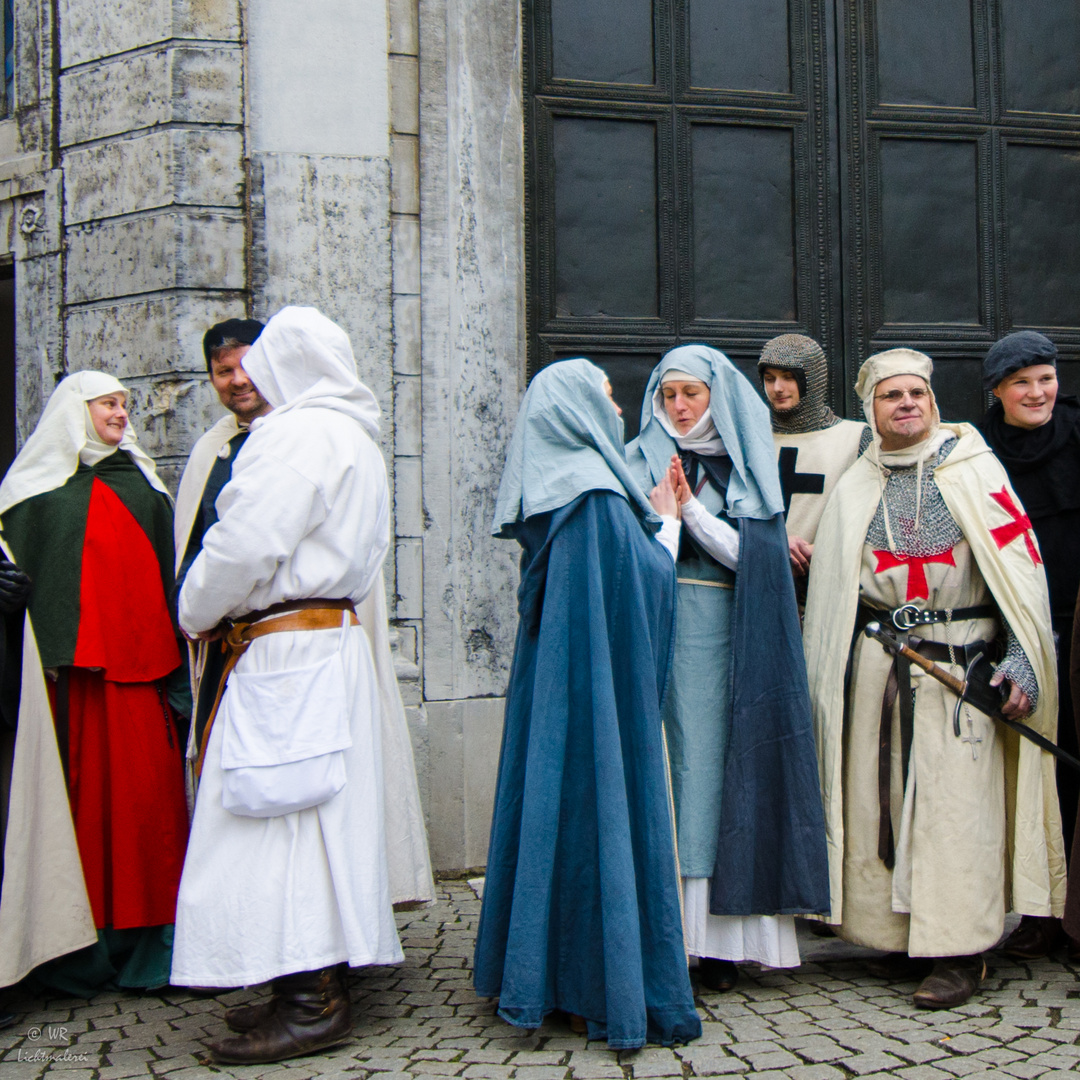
[758,335,869,578]
[802,348,1064,1009]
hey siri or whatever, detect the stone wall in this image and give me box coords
[57,0,247,490]
[1,0,528,873]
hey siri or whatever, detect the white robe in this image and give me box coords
[171,406,404,986]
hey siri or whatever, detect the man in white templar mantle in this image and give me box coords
[804,348,1065,1010]
[757,334,869,580]
[171,306,433,1065]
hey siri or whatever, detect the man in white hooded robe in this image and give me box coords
[171,307,410,1065]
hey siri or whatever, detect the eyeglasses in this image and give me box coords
[874,387,930,403]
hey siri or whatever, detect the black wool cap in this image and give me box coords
[983,330,1057,390]
[203,318,265,370]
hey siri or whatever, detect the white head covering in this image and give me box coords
[0,370,167,518]
[653,368,726,455]
[240,306,380,439]
[854,348,947,551]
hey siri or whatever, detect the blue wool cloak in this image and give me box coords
[473,491,701,1049]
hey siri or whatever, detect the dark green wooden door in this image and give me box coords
[525,0,1080,431]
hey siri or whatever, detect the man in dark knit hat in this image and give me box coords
[978,330,1080,961]
[173,318,266,794]
[758,334,870,578]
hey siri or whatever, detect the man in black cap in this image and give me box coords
[173,318,267,795]
[979,330,1080,960]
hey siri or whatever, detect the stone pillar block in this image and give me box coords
[59,0,241,68]
[65,211,245,303]
[60,46,243,147]
[64,128,244,223]
[421,698,504,872]
[395,537,423,620]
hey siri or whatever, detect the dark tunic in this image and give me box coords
[473,491,700,1050]
[980,397,1080,856]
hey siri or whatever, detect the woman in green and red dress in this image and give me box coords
[0,370,189,994]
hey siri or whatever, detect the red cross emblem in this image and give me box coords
[988,487,1041,566]
[872,548,956,601]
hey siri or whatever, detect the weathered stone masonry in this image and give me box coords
[0,0,530,871]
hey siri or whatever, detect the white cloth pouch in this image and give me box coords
[219,614,353,818]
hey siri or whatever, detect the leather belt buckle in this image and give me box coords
[891,603,924,631]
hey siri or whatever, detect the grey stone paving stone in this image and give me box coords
[360,1055,413,1070]
[776,1035,846,1062]
[785,1067,848,1080]
[678,1047,749,1074]
[891,1067,955,1080]
[99,1064,153,1079]
[511,1052,567,1066]
[997,1062,1054,1079]
[943,1035,998,1054]
[460,1066,514,1079]
[841,1051,906,1075]
[407,1061,465,1075]
[1029,1031,1080,1047]
[891,1041,950,1064]
[512,1068,570,1080]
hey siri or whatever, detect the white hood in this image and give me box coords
[241,306,381,439]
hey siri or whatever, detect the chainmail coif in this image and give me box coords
[758,334,840,434]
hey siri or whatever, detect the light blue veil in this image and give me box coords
[626,345,783,520]
[492,358,660,536]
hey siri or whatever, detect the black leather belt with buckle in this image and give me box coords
[886,603,996,632]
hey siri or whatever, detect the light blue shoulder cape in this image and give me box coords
[492,358,660,536]
[625,345,781,519]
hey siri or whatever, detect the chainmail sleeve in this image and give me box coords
[995,615,1039,709]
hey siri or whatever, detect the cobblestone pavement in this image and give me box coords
[3,881,1080,1080]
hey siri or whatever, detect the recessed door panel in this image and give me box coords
[552,117,660,319]
[1007,142,1080,327]
[690,123,797,322]
[1000,0,1080,116]
[877,137,981,326]
[688,0,791,94]
[551,0,656,86]
[874,0,976,109]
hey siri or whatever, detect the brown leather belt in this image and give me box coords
[194,598,358,777]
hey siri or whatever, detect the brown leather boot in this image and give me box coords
[208,967,352,1063]
[223,997,277,1033]
[1000,915,1063,959]
[912,955,986,1009]
[865,952,934,981]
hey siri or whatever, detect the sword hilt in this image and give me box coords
[864,621,968,697]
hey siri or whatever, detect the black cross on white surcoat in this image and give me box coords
[778,446,825,516]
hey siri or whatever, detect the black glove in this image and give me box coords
[0,559,31,614]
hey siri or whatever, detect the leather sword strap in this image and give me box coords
[875,634,992,868]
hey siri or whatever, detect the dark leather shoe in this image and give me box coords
[865,952,934,981]
[912,955,985,1010]
[208,967,352,1064]
[1000,915,1063,959]
[1067,936,1080,963]
[697,958,739,992]
[224,998,277,1033]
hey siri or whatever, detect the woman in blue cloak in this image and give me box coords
[627,345,830,991]
[473,358,701,1049]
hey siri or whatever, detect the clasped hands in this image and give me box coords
[648,455,693,519]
